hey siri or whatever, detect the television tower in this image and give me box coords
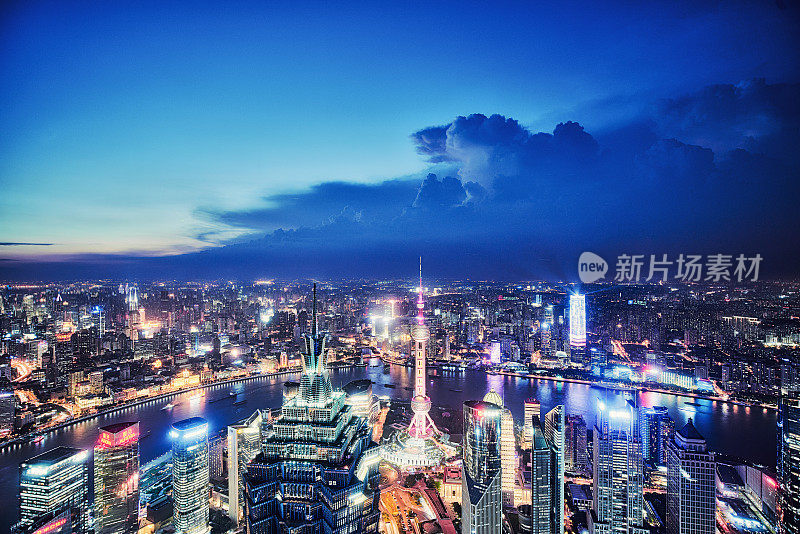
[407,257,437,440]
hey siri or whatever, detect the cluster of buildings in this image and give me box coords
[1,276,799,534]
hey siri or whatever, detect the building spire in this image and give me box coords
[312,283,317,337]
[417,256,424,324]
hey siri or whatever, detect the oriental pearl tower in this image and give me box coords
[407,258,436,441]
[381,258,456,469]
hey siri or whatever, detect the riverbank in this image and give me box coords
[0,366,337,451]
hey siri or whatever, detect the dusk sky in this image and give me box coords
[1,1,799,280]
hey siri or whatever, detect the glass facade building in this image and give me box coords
[778,390,800,534]
[666,419,715,534]
[171,417,210,534]
[463,400,503,534]
[244,285,380,534]
[591,400,647,534]
[16,447,89,534]
[94,421,140,534]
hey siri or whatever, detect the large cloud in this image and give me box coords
[3,79,798,281]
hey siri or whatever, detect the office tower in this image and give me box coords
[208,434,225,482]
[530,416,552,534]
[171,417,210,534]
[565,414,588,474]
[778,389,800,534]
[522,398,541,450]
[541,306,554,358]
[17,447,89,533]
[94,422,140,534]
[569,294,586,347]
[591,400,647,534]
[484,389,516,506]
[639,406,674,467]
[544,406,565,534]
[244,285,380,533]
[227,410,262,524]
[666,419,715,534]
[463,400,503,534]
[0,378,14,437]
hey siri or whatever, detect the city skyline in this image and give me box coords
[2,2,800,280]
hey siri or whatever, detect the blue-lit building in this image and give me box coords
[171,417,210,534]
[15,447,89,534]
[243,285,380,534]
[462,400,503,534]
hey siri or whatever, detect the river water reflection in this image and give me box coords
[0,362,777,531]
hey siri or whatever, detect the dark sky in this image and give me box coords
[1,1,799,281]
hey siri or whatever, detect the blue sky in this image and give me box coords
[1,1,798,279]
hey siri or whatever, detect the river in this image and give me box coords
[0,362,778,531]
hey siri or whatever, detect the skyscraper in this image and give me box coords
[529,415,552,534]
[227,410,262,524]
[666,419,715,534]
[94,422,140,534]
[639,406,674,467]
[522,398,541,450]
[544,406,565,534]
[244,284,380,533]
[484,389,516,506]
[0,378,14,438]
[463,400,503,534]
[564,414,587,474]
[17,447,89,534]
[778,389,800,534]
[591,400,647,534]
[170,417,210,534]
[569,294,586,348]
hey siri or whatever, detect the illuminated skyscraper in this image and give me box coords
[666,419,715,534]
[17,447,89,534]
[463,400,503,534]
[0,378,14,438]
[484,389,516,506]
[244,284,381,534]
[529,416,552,534]
[568,294,586,347]
[564,414,587,474]
[544,406,565,534]
[639,406,674,467]
[591,400,647,534]
[94,422,140,534]
[227,410,262,524]
[522,398,541,450]
[778,389,800,534]
[171,417,210,534]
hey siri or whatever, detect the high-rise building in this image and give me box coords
[529,415,552,534]
[0,378,15,438]
[94,422,140,534]
[227,410,262,524]
[778,389,800,534]
[244,285,380,534]
[666,419,715,534]
[463,400,503,534]
[639,406,674,467]
[484,389,516,506]
[591,400,647,534]
[569,294,586,348]
[565,414,587,474]
[170,417,210,534]
[544,406,565,534]
[522,398,541,450]
[208,434,225,482]
[17,447,89,533]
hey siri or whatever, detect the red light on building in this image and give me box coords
[33,517,68,534]
[96,423,139,449]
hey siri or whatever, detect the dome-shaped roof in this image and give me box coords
[483,388,503,407]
